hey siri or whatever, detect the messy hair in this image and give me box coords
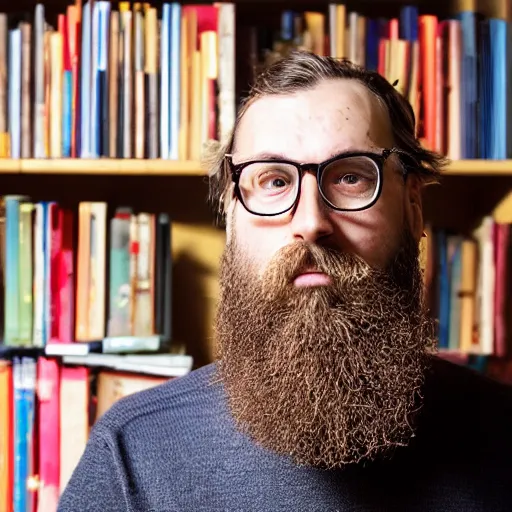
[206,50,447,225]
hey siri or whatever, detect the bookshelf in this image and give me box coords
[1,0,512,508]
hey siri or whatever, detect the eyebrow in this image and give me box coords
[232,146,384,164]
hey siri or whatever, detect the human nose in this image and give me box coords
[290,173,334,243]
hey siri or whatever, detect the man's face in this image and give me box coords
[228,78,423,275]
[215,78,434,469]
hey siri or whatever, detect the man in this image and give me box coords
[58,51,512,511]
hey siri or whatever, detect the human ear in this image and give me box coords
[404,174,424,242]
[224,187,236,244]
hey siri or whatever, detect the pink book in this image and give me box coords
[49,203,62,343]
[493,223,509,358]
[37,358,60,512]
[58,209,74,343]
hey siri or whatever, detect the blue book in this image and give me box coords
[447,236,463,351]
[489,18,507,159]
[456,11,478,159]
[98,2,110,157]
[169,3,181,160]
[160,4,171,159]
[436,230,450,350]
[13,357,36,512]
[400,5,418,41]
[479,19,491,159]
[80,2,92,157]
[90,1,110,158]
[62,70,73,157]
[281,11,294,41]
[365,19,381,72]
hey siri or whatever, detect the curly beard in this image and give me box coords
[214,230,436,469]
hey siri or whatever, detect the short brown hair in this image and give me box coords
[207,50,447,224]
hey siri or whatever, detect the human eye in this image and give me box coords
[322,157,378,197]
[258,170,292,191]
[338,173,363,186]
[242,163,297,195]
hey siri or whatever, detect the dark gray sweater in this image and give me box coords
[58,357,512,511]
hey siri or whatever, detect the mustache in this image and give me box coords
[261,241,373,298]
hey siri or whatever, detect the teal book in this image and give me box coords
[107,207,132,337]
[4,196,22,345]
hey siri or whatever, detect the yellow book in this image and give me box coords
[179,12,190,160]
[50,32,63,158]
[200,31,218,149]
[189,51,202,161]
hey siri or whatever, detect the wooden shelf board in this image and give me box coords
[0,158,206,176]
[443,160,512,175]
[0,158,512,177]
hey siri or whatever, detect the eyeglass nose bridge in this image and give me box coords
[291,162,332,214]
[297,162,322,176]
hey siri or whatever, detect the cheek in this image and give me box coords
[331,187,405,268]
[232,205,287,276]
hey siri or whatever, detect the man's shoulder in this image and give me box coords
[419,355,512,456]
[93,362,223,436]
[426,355,512,414]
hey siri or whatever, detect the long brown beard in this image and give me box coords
[214,232,436,469]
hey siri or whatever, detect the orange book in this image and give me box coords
[418,15,438,151]
[75,203,91,341]
[95,371,168,421]
[0,14,8,157]
[179,10,190,160]
[304,12,325,56]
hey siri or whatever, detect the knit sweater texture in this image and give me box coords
[58,357,512,511]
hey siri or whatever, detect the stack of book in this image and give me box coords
[0,0,236,160]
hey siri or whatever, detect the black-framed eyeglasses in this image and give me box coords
[225,147,413,217]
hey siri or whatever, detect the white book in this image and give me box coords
[62,353,193,377]
[32,204,44,347]
[8,28,21,159]
[475,216,495,356]
[217,3,236,145]
[88,202,107,340]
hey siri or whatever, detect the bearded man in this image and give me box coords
[59,51,512,511]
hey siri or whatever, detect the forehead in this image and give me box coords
[233,78,394,162]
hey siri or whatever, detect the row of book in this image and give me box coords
[0,0,235,160]
[424,217,512,358]
[244,2,510,160]
[0,353,192,512]
[0,1,510,162]
[0,195,173,352]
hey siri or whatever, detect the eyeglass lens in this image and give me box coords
[238,156,380,215]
